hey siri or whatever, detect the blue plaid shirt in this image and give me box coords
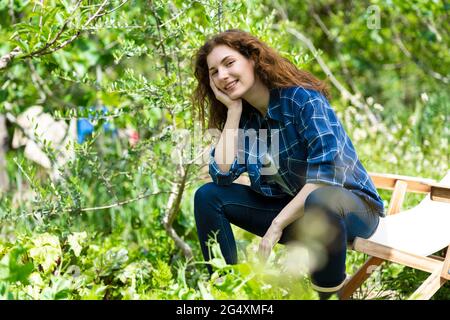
[209,86,385,216]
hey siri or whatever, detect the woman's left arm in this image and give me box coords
[258,92,344,260]
[258,182,326,260]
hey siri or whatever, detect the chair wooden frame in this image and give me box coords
[339,172,450,300]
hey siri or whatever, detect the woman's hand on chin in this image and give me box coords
[210,78,242,112]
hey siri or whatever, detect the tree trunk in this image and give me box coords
[0,47,21,70]
[0,114,9,193]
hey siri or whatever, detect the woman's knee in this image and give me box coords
[303,187,345,240]
[304,186,337,214]
[194,182,229,221]
[194,182,221,205]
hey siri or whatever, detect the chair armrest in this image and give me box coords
[369,172,450,203]
[369,172,436,194]
[430,183,450,203]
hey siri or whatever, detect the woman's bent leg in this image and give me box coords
[194,182,292,275]
[299,186,379,297]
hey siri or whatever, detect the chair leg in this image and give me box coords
[409,268,447,300]
[441,245,450,280]
[339,256,384,300]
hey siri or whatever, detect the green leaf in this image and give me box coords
[0,90,8,103]
[0,247,34,284]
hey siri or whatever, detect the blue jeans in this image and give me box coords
[194,182,380,291]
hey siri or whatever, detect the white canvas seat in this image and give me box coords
[340,171,450,300]
[368,173,450,256]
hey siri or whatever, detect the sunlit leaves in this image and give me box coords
[67,231,87,257]
[29,233,62,273]
[0,0,449,300]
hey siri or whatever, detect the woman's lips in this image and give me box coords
[225,80,238,91]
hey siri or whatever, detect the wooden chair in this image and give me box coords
[339,171,450,300]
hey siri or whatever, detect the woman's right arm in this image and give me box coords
[208,78,246,185]
[213,103,242,173]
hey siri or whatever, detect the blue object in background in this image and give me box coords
[77,106,118,143]
[77,118,94,143]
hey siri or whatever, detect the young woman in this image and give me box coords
[191,29,384,299]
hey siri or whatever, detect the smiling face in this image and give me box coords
[206,44,256,100]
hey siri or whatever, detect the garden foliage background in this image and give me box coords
[0,0,448,299]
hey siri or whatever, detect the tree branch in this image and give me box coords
[39,0,44,31]
[38,0,109,56]
[21,0,84,59]
[8,0,16,24]
[0,115,9,194]
[149,0,169,77]
[97,0,129,17]
[393,30,449,84]
[162,163,193,260]
[1,0,112,70]
[71,190,169,212]
[2,188,170,222]
[278,25,382,128]
[310,11,359,94]
[159,1,194,29]
[0,47,21,70]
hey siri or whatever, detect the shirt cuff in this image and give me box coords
[306,162,345,187]
[209,148,240,186]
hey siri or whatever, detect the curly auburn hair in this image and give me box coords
[191,29,330,131]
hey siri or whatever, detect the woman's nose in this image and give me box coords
[217,68,229,80]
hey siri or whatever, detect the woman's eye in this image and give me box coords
[210,61,233,75]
